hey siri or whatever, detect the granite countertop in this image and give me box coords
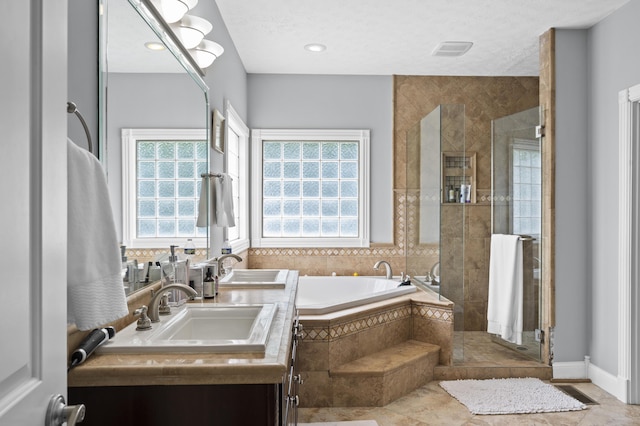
[67,270,299,388]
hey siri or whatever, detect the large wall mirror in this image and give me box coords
[100,0,210,295]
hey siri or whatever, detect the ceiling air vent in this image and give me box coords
[432,41,473,57]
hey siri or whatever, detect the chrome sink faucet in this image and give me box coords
[147,284,197,322]
[217,253,242,277]
[373,260,393,279]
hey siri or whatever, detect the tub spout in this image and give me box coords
[373,260,392,279]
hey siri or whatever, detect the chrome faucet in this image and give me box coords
[373,260,393,279]
[147,284,197,322]
[217,253,242,277]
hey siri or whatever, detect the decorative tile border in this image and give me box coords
[301,305,412,342]
[123,248,209,264]
[412,303,454,323]
[249,247,403,257]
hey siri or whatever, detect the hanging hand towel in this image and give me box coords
[196,175,208,228]
[67,139,128,330]
[196,173,235,228]
[487,234,523,345]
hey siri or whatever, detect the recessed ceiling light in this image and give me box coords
[304,43,327,53]
[144,41,166,51]
[432,41,473,57]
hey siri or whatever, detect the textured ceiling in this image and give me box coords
[214,0,629,76]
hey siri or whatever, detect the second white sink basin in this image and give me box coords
[98,303,278,354]
[219,269,289,288]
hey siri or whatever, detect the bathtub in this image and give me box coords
[296,275,416,315]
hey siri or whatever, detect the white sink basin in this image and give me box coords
[98,303,278,354]
[218,269,289,288]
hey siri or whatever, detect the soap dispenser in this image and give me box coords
[161,245,190,306]
[120,244,139,291]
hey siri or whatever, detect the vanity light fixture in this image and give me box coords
[169,14,212,49]
[149,0,198,24]
[144,41,166,51]
[189,39,224,68]
[304,43,327,52]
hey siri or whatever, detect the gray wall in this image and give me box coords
[554,29,589,363]
[106,73,207,237]
[586,0,640,375]
[196,0,247,119]
[68,0,98,152]
[247,74,394,243]
[554,1,640,374]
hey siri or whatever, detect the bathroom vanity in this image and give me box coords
[67,270,300,425]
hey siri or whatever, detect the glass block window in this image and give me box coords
[122,129,208,248]
[511,142,541,236]
[136,140,208,239]
[251,129,370,248]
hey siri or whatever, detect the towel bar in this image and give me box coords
[67,101,93,155]
[201,172,224,180]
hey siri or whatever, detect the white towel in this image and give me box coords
[196,173,235,228]
[487,234,523,345]
[67,139,128,330]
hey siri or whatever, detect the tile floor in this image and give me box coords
[298,381,640,425]
[299,333,640,424]
[454,332,542,365]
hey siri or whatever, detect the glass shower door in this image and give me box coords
[405,104,467,362]
[491,106,542,361]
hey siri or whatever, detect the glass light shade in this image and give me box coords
[150,0,198,24]
[189,39,224,68]
[170,14,212,49]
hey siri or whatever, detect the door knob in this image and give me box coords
[46,394,86,426]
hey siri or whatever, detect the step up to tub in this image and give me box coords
[329,340,440,407]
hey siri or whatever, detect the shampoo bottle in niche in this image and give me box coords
[460,184,467,203]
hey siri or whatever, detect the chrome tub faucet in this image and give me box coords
[373,260,393,279]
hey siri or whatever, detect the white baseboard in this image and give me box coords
[552,361,587,379]
[553,360,628,403]
[589,363,628,403]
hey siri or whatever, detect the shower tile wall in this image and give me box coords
[395,76,539,331]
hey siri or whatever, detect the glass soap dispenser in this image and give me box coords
[161,245,191,306]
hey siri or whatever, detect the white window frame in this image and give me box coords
[251,129,370,248]
[122,128,207,249]
[224,101,250,253]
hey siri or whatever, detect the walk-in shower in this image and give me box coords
[405,104,544,364]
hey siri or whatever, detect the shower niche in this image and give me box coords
[442,151,476,204]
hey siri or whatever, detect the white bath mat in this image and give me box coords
[439,377,587,415]
[299,421,378,426]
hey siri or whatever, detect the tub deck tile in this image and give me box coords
[331,340,439,377]
[329,340,440,406]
